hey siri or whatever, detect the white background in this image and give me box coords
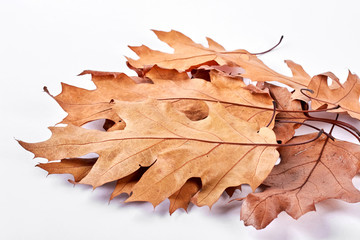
[1,0,360,239]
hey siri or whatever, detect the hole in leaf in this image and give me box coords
[55,123,68,128]
[277,140,282,144]
[275,157,281,165]
[82,119,106,131]
[327,77,333,86]
[352,175,360,191]
[243,78,251,86]
[78,152,100,159]
[81,119,126,132]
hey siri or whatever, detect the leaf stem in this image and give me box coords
[250,36,284,55]
[276,120,335,140]
[266,101,277,127]
[277,116,360,142]
[300,88,341,107]
[301,105,360,136]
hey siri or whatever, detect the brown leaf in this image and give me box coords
[127,30,230,71]
[265,83,306,144]
[20,100,279,208]
[54,66,275,129]
[169,178,201,214]
[241,133,360,229]
[20,30,360,229]
[37,158,97,183]
[233,58,311,89]
[307,71,360,120]
[127,30,311,89]
[110,168,147,200]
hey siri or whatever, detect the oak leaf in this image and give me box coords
[168,178,201,214]
[20,29,360,229]
[127,30,311,89]
[307,71,360,120]
[110,168,147,200]
[37,158,96,183]
[54,66,275,129]
[265,83,306,144]
[240,133,360,229]
[20,100,279,208]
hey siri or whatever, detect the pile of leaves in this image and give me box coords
[20,30,360,229]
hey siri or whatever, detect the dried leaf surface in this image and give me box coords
[110,168,147,200]
[169,178,201,214]
[37,158,96,183]
[127,30,311,89]
[266,83,306,144]
[308,72,360,120]
[241,133,360,229]
[20,29,360,229]
[55,66,275,129]
[20,100,279,207]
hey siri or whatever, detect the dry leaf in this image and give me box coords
[127,30,311,89]
[265,83,306,144]
[307,71,360,120]
[55,65,275,129]
[169,178,201,214]
[241,133,360,229]
[110,168,147,200]
[20,29,360,229]
[20,100,279,207]
[37,158,96,183]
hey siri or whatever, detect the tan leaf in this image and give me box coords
[127,30,311,89]
[110,168,147,200]
[169,178,201,215]
[231,58,311,89]
[127,30,230,71]
[265,83,306,144]
[20,100,279,208]
[20,30,360,229]
[240,133,360,229]
[37,158,97,183]
[54,66,275,129]
[307,71,360,120]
